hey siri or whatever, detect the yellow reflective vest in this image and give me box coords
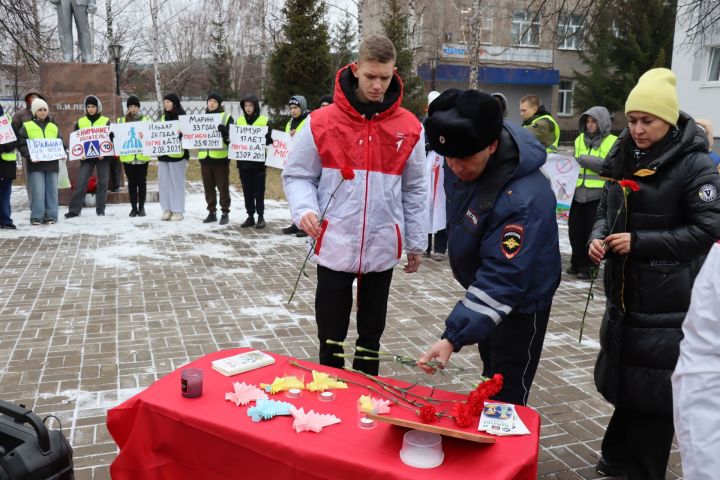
[285,116,307,134]
[198,111,231,160]
[531,114,560,152]
[77,115,110,129]
[23,120,60,141]
[1,115,16,161]
[574,134,618,189]
[237,114,269,127]
[116,116,151,163]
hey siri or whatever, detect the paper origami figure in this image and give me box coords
[305,370,349,392]
[358,395,391,414]
[225,382,268,406]
[289,406,341,433]
[260,376,305,394]
[247,399,294,422]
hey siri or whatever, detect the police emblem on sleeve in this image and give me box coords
[699,184,717,203]
[501,224,524,259]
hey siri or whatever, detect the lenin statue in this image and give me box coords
[48,0,96,62]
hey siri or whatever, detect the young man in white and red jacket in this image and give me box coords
[283,34,427,375]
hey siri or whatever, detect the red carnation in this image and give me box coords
[618,179,640,192]
[340,165,355,181]
[467,390,485,416]
[452,402,473,427]
[419,405,437,423]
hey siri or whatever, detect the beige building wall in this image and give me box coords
[359,0,595,136]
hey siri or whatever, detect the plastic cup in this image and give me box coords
[399,430,444,469]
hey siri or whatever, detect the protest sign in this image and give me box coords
[26,138,66,162]
[143,121,182,157]
[179,114,223,149]
[229,125,266,162]
[69,126,114,160]
[110,122,149,157]
[0,116,17,145]
[540,153,581,223]
[265,130,292,170]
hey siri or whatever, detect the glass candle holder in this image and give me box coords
[318,390,335,402]
[181,368,203,398]
[357,398,377,429]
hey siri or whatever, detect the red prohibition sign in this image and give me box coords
[71,144,83,157]
[556,156,573,173]
[100,141,113,153]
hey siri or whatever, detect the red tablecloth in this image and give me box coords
[107,349,540,480]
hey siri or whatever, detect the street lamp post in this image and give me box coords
[429,57,438,91]
[108,43,123,96]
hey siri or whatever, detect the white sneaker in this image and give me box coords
[161,211,172,221]
[170,212,184,221]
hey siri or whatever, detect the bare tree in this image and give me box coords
[0,0,54,66]
[677,0,720,48]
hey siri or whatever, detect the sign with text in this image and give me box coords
[143,121,182,157]
[179,114,223,150]
[110,122,149,157]
[69,126,114,160]
[229,125,266,162]
[0,116,17,145]
[265,130,292,170]
[26,138,66,162]
[540,153,581,224]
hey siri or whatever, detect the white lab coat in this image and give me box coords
[672,241,720,480]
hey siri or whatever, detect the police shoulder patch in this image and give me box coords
[500,224,524,259]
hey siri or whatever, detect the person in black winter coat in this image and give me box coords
[588,68,720,479]
[200,93,234,225]
[0,105,18,228]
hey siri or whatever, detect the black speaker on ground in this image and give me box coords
[0,401,74,480]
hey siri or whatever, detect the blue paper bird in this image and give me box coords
[247,399,294,422]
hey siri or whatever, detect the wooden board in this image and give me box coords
[365,413,496,444]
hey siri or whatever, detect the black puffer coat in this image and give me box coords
[590,112,720,414]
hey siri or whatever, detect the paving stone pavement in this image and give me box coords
[0,183,682,479]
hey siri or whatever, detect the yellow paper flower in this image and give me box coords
[260,376,305,394]
[305,370,349,392]
[358,395,375,413]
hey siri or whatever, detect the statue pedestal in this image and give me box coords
[40,63,151,206]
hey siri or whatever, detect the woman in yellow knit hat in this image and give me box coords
[587,68,720,479]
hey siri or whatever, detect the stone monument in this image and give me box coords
[48,0,96,63]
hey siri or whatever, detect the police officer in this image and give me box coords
[418,89,561,406]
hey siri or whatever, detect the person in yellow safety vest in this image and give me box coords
[16,98,64,225]
[65,95,111,219]
[0,106,18,229]
[568,106,617,279]
[281,95,309,237]
[519,94,560,152]
[236,94,273,229]
[116,96,151,217]
[198,93,234,225]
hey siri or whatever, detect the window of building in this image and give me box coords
[479,18,493,45]
[512,12,540,47]
[610,19,622,39]
[558,80,574,116]
[709,47,720,81]
[558,14,584,50]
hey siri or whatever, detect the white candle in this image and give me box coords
[288,388,301,395]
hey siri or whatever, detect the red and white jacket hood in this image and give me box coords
[282,64,428,274]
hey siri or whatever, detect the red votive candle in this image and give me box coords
[181,368,203,398]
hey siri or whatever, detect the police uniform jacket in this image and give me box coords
[442,122,561,351]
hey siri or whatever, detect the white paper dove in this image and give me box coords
[289,406,342,433]
[225,381,268,406]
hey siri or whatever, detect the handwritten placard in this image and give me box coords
[111,122,149,157]
[179,114,223,149]
[26,138,66,162]
[229,125,265,162]
[143,121,182,157]
[540,153,581,224]
[0,116,17,145]
[69,126,114,160]
[265,130,292,170]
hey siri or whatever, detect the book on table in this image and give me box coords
[211,350,276,376]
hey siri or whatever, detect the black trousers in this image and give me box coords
[109,157,123,189]
[238,166,266,216]
[568,198,600,274]
[601,407,674,479]
[426,229,447,254]
[478,306,550,405]
[316,266,394,375]
[123,163,148,210]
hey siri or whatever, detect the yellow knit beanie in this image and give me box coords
[625,68,679,126]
